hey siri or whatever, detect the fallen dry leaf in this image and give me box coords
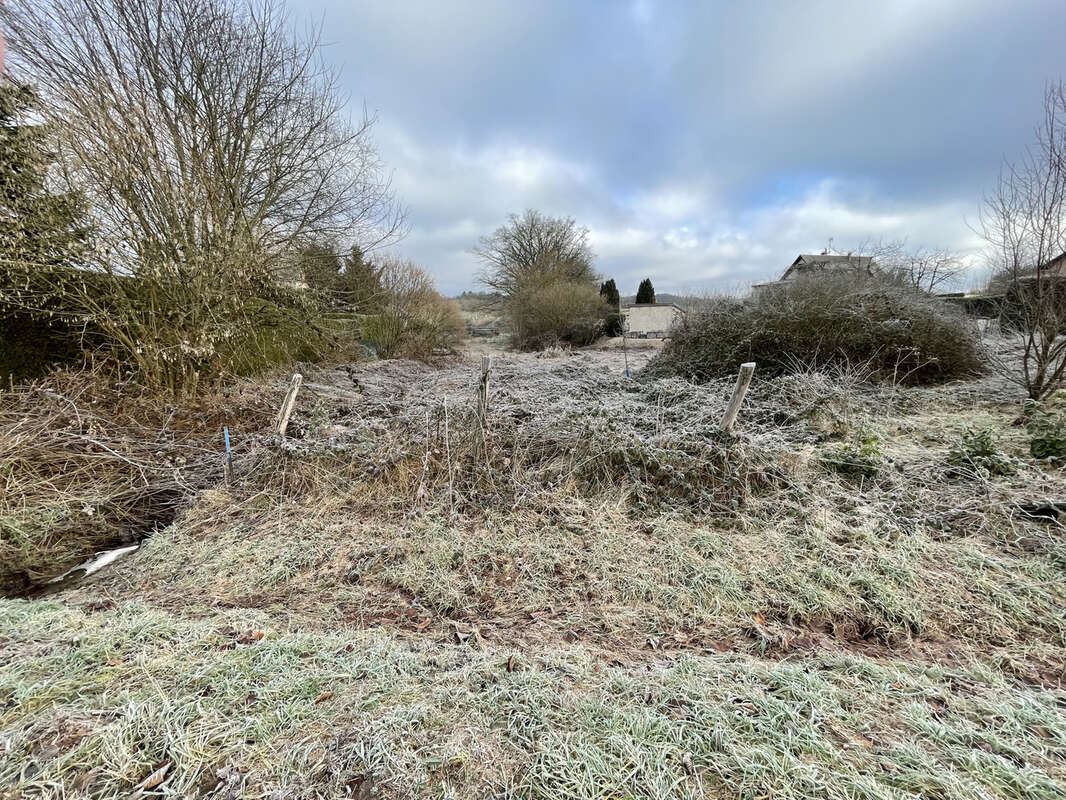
[133,760,171,794]
[506,655,516,672]
[314,691,334,704]
[753,611,766,626]
[416,619,431,632]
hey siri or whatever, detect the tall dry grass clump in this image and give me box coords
[649,276,985,384]
[0,369,280,595]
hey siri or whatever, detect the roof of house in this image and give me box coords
[753,253,880,289]
[783,253,877,280]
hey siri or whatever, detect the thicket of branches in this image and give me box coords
[0,0,406,394]
[650,275,985,385]
[360,257,465,359]
[475,209,608,348]
[980,82,1066,400]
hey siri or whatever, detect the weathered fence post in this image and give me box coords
[275,373,303,438]
[720,362,756,433]
[477,356,491,424]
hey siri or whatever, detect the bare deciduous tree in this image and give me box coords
[852,238,964,293]
[2,0,404,268]
[980,82,1066,400]
[474,209,596,297]
[473,209,602,347]
[0,0,405,392]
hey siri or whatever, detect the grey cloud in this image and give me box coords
[293,0,1066,294]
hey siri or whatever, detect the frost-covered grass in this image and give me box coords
[1,599,1064,799]
[3,349,1066,797]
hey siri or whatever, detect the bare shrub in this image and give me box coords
[980,82,1066,400]
[0,0,405,393]
[509,280,608,349]
[361,257,464,359]
[648,276,985,384]
[856,239,965,292]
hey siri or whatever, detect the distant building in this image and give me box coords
[622,303,684,338]
[753,253,881,292]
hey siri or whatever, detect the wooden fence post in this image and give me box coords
[720,362,756,433]
[275,373,303,438]
[477,356,491,423]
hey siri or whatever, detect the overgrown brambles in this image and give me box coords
[647,276,986,385]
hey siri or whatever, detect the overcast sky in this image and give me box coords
[293,0,1066,295]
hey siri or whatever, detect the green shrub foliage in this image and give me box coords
[822,431,882,478]
[948,427,1016,477]
[1026,405,1066,462]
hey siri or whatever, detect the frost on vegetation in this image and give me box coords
[947,427,1016,477]
[267,356,859,513]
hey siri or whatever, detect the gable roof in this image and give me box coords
[781,253,878,281]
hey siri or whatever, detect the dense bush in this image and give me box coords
[648,276,985,384]
[509,281,608,349]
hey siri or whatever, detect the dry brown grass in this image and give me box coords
[0,367,282,593]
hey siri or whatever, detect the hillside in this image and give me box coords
[2,343,1064,798]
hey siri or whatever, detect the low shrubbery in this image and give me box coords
[508,280,608,349]
[359,257,465,359]
[648,276,985,384]
[1027,404,1066,462]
